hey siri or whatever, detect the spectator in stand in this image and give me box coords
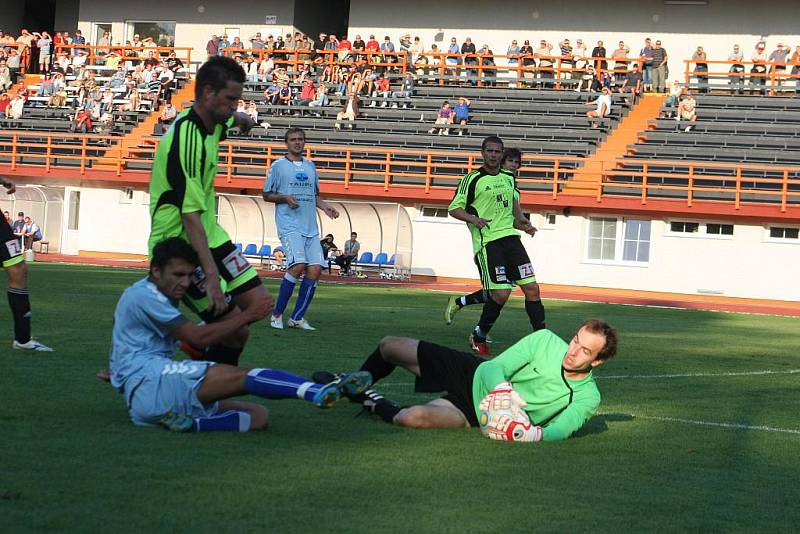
[48,83,68,107]
[640,38,654,91]
[320,234,339,268]
[535,39,554,86]
[258,54,274,82]
[230,36,244,52]
[591,40,607,73]
[155,101,177,134]
[728,44,745,94]
[573,39,588,79]
[308,83,329,114]
[619,63,642,103]
[3,211,9,224]
[519,39,535,86]
[651,39,668,93]
[507,39,520,67]
[461,37,478,84]
[71,29,86,58]
[264,80,280,105]
[217,34,230,56]
[17,29,34,74]
[750,41,767,95]
[335,232,360,275]
[250,32,265,50]
[96,30,111,64]
[677,89,697,132]
[399,34,412,64]
[0,60,11,90]
[446,37,460,77]
[586,86,612,128]
[558,38,574,80]
[380,36,396,70]
[37,32,52,73]
[352,35,365,61]
[206,35,219,59]
[479,44,496,85]
[338,35,352,62]
[294,78,315,107]
[335,89,360,130]
[429,100,453,135]
[453,96,471,136]
[790,45,800,95]
[5,93,24,120]
[576,64,602,93]
[692,46,708,93]
[0,92,10,115]
[410,36,424,65]
[7,49,21,83]
[71,107,93,132]
[611,41,630,83]
[277,80,292,111]
[390,71,415,108]
[21,216,42,251]
[12,212,25,238]
[370,73,390,107]
[661,80,683,118]
[324,34,338,54]
[245,100,258,123]
[365,34,380,63]
[768,43,791,90]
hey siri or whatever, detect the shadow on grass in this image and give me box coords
[573,412,634,438]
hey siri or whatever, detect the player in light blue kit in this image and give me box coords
[109,237,371,432]
[262,127,340,331]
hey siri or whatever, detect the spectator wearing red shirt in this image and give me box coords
[294,79,316,107]
[0,93,10,115]
[338,36,352,62]
[365,35,380,63]
[370,74,390,107]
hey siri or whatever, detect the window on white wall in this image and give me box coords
[667,220,733,238]
[119,188,134,204]
[541,212,556,228]
[768,226,799,241]
[706,223,734,236]
[587,217,651,264]
[420,206,450,219]
[669,221,700,234]
[125,21,176,47]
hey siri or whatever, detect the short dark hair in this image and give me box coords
[481,135,504,151]
[581,319,619,361]
[195,56,245,100]
[284,127,306,142]
[150,237,198,272]
[502,148,522,163]
[351,231,358,237]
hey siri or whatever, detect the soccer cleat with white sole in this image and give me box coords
[287,318,316,330]
[13,339,54,352]
[444,296,460,325]
[311,371,373,408]
[270,314,284,329]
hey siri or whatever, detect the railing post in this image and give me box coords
[10,133,17,171]
[439,53,446,86]
[684,60,690,87]
[641,163,648,204]
[383,152,392,191]
[552,159,560,199]
[344,148,352,189]
[477,55,484,87]
[424,153,432,193]
[116,141,123,176]
[226,143,233,183]
[45,135,52,172]
[555,58,562,89]
[467,155,474,173]
[687,165,694,207]
[266,145,273,177]
[80,137,87,175]
[734,167,741,209]
[780,169,789,212]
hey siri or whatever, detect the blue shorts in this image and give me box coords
[280,232,325,267]
[125,359,220,427]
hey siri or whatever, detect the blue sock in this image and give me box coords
[192,410,251,432]
[273,273,297,317]
[245,368,323,402]
[290,277,317,321]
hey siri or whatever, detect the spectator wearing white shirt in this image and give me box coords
[586,86,612,128]
[728,44,745,94]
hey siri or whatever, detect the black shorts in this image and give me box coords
[184,240,263,322]
[473,235,536,290]
[0,217,24,268]
[415,340,486,427]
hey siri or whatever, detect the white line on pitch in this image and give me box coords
[627,414,800,435]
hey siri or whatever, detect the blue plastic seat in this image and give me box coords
[387,254,396,265]
[243,243,258,256]
[357,252,374,264]
[374,252,389,265]
[235,243,243,251]
[258,244,272,257]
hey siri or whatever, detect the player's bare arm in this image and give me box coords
[316,196,339,219]
[172,297,271,350]
[449,207,489,228]
[1,176,16,195]
[512,198,536,236]
[262,191,299,208]
[181,211,227,315]
[232,111,256,134]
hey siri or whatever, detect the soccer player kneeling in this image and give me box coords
[109,237,370,432]
[316,320,617,442]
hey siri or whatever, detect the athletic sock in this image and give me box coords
[373,400,403,423]
[458,289,486,307]
[193,410,251,432]
[476,297,504,338]
[290,277,317,321]
[204,345,244,366]
[245,368,323,402]
[358,346,396,384]
[525,299,547,331]
[273,273,298,317]
[7,288,31,344]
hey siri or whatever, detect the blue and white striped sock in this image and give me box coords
[273,273,298,317]
[290,277,317,321]
[193,410,251,432]
[245,368,322,402]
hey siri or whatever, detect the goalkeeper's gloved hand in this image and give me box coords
[480,381,528,414]
[483,412,543,442]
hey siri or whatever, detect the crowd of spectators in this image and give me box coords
[0,28,186,134]
[4,210,43,251]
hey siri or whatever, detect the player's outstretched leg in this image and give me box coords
[287,264,322,331]
[444,289,486,325]
[312,371,403,423]
[519,281,546,331]
[470,290,510,356]
[6,261,53,352]
[271,271,300,329]
[160,400,269,433]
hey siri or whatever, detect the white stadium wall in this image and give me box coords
[69,186,799,301]
[349,0,800,82]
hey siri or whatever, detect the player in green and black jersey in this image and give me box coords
[445,137,546,356]
[148,56,271,366]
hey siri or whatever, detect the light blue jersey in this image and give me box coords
[109,277,189,392]
[264,157,320,237]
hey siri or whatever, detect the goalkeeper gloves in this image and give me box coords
[480,381,528,414]
[483,412,543,442]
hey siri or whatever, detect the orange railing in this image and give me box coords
[54,44,193,72]
[223,48,643,87]
[683,59,800,94]
[0,131,579,197]
[602,159,800,212]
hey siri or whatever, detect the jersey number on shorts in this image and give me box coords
[222,249,250,278]
[5,238,21,257]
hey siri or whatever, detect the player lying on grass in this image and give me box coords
[109,237,370,432]
[315,319,617,441]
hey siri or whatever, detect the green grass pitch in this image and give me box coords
[1,263,799,532]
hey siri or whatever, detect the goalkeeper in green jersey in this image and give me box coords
[444,137,545,357]
[315,319,618,442]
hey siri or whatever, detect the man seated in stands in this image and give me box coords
[676,90,697,132]
[21,216,42,251]
[0,60,11,91]
[369,74,390,107]
[11,212,25,238]
[320,234,339,273]
[5,93,24,120]
[155,102,177,134]
[576,65,602,93]
[166,51,184,73]
[335,232,361,276]
[390,72,416,108]
[293,79,316,108]
[618,63,643,103]
[453,96,471,136]
[586,86,612,128]
[429,100,453,135]
[335,90,360,130]
[0,92,9,116]
[264,81,280,106]
[71,107,93,132]
[109,65,126,89]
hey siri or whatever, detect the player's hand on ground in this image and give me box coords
[205,275,228,316]
[233,112,257,135]
[471,216,490,228]
[284,195,299,209]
